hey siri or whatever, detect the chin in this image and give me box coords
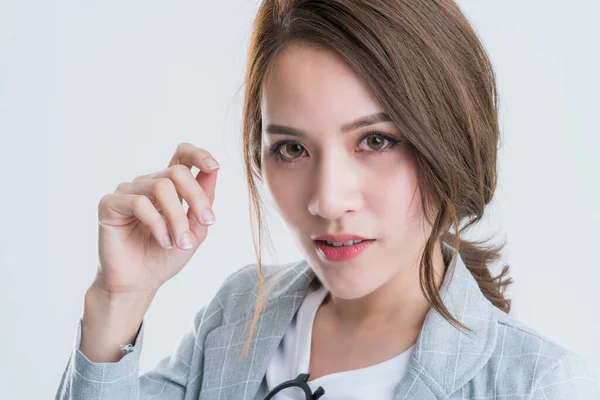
[327,279,386,300]
[313,263,387,300]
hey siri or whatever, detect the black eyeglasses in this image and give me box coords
[263,373,325,400]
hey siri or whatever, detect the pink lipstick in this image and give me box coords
[313,234,375,262]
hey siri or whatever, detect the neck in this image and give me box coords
[323,241,449,332]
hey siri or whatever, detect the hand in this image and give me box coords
[94,142,220,295]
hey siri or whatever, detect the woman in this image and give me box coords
[56,0,598,399]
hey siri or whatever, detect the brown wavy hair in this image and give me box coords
[238,0,513,359]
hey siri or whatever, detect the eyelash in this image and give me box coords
[268,132,401,164]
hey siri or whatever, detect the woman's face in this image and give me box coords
[260,42,433,300]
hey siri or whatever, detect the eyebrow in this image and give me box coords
[264,112,392,138]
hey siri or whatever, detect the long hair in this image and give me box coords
[239,0,513,359]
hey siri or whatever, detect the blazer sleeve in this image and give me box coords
[55,305,207,400]
[530,352,599,399]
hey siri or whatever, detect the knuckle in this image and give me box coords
[154,177,175,193]
[132,174,146,182]
[132,194,150,210]
[177,142,191,152]
[97,194,109,210]
[170,164,190,180]
[114,181,127,193]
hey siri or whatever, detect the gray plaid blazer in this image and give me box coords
[56,242,599,399]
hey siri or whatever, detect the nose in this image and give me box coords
[307,151,363,220]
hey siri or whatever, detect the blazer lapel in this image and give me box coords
[199,261,316,400]
[393,242,499,399]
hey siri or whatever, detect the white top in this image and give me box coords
[254,282,416,399]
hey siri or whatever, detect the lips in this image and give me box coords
[314,238,375,262]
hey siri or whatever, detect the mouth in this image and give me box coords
[313,238,376,262]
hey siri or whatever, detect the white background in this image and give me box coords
[1,1,598,398]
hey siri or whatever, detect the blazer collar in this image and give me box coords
[200,242,498,399]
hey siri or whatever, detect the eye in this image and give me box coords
[269,141,307,163]
[356,132,400,153]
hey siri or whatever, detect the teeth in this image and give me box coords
[324,239,364,247]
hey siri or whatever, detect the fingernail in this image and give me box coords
[201,207,216,224]
[204,157,220,170]
[179,232,193,249]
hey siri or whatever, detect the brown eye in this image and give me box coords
[358,133,392,152]
[279,143,306,160]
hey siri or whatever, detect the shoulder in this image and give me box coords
[204,259,306,326]
[215,259,305,298]
[471,307,599,398]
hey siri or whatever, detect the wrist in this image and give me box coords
[83,284,155,330]
[85,282,157,308]
[80,284,155,362]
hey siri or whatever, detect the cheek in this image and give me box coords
[262,162,306,223]
[366,151,422,224]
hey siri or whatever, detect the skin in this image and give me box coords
[260,42,447,378]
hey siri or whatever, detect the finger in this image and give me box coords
[124,165,217,225]
[172,142,220,206]
[156,164,216,225]
[186,167,218,240]
[132,143,219,203]
[195,165,218,206]
[167,142,220,173]
[134,177,194,250]
[116,177,199,249]
[99,193,174,249]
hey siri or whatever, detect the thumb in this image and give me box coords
[187,168,218,239]
[195,167,218,206]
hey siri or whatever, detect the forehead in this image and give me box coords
[260,43,385,131]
